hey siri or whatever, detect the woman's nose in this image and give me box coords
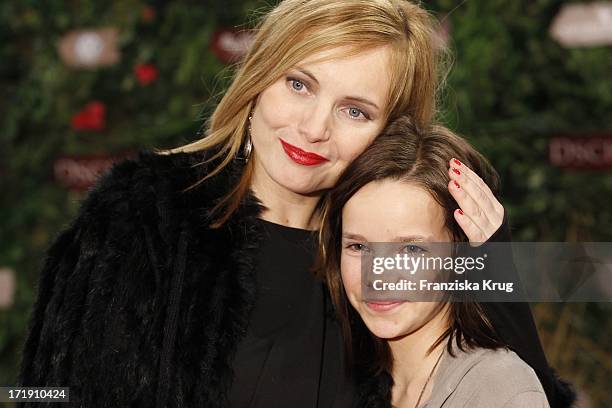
[297,102,331,143]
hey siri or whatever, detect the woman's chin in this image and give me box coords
[272,173,329,196]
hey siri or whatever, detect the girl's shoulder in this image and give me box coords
[469,348,545,390]
[431,346,550,408]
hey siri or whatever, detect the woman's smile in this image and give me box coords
[280,139,329,166]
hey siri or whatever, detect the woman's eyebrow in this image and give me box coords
[345,96,380,111]
[294,67,319,85]
[292,67,380,111]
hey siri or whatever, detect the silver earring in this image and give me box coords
[239,113,253,162]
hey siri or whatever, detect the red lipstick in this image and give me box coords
[280,139,329,166]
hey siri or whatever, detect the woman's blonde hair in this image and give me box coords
[166,0,446,226]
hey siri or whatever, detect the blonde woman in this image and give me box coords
[19,1,571,407]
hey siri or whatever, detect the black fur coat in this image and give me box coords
[18,150,282,407]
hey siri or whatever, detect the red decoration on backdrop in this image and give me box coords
[549,134,612,170]
[141,5,156,22]
[71,101,107,131]
[210,28,255,64]
[134,63,159,86]
[53,153,134,191]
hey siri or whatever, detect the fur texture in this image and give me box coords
[18,151,265,407]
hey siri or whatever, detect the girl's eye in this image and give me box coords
[347,243,368,252]
[402,244,426,254]
[346,106,369,120]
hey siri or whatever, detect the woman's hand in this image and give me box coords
[447,158,504,244]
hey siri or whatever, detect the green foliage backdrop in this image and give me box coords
[1,0,611,406]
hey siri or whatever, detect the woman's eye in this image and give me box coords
[402,244,426,254]
[288,78,307,93]
[346,106,369,120]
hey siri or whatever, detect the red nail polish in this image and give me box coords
[452,168,461,176]
[453,158,462,166]
[454,181,460,189]
[458,209,464,215]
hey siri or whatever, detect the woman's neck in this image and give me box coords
[251,158,322,230]
[388,306,450,407]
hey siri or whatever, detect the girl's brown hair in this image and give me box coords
[161,0,448,226]
[316,116,505,376]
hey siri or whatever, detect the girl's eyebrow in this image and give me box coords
[392,235,430,242]
[342,233,432,242]
[342,232,367,241]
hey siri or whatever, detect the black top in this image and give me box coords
[229,218,326,408]
[228,218,575,408]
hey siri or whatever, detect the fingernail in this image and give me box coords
[458,209,464,215]
[453,181,460,189]
[453,158,462,166]
[452,168,461,176]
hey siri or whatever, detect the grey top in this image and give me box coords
[422,345,550,408]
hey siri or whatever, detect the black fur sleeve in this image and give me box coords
[17,156,168,407]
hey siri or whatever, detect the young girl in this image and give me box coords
[318,117,550,407]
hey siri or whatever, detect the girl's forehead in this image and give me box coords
[341,180,452,242]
